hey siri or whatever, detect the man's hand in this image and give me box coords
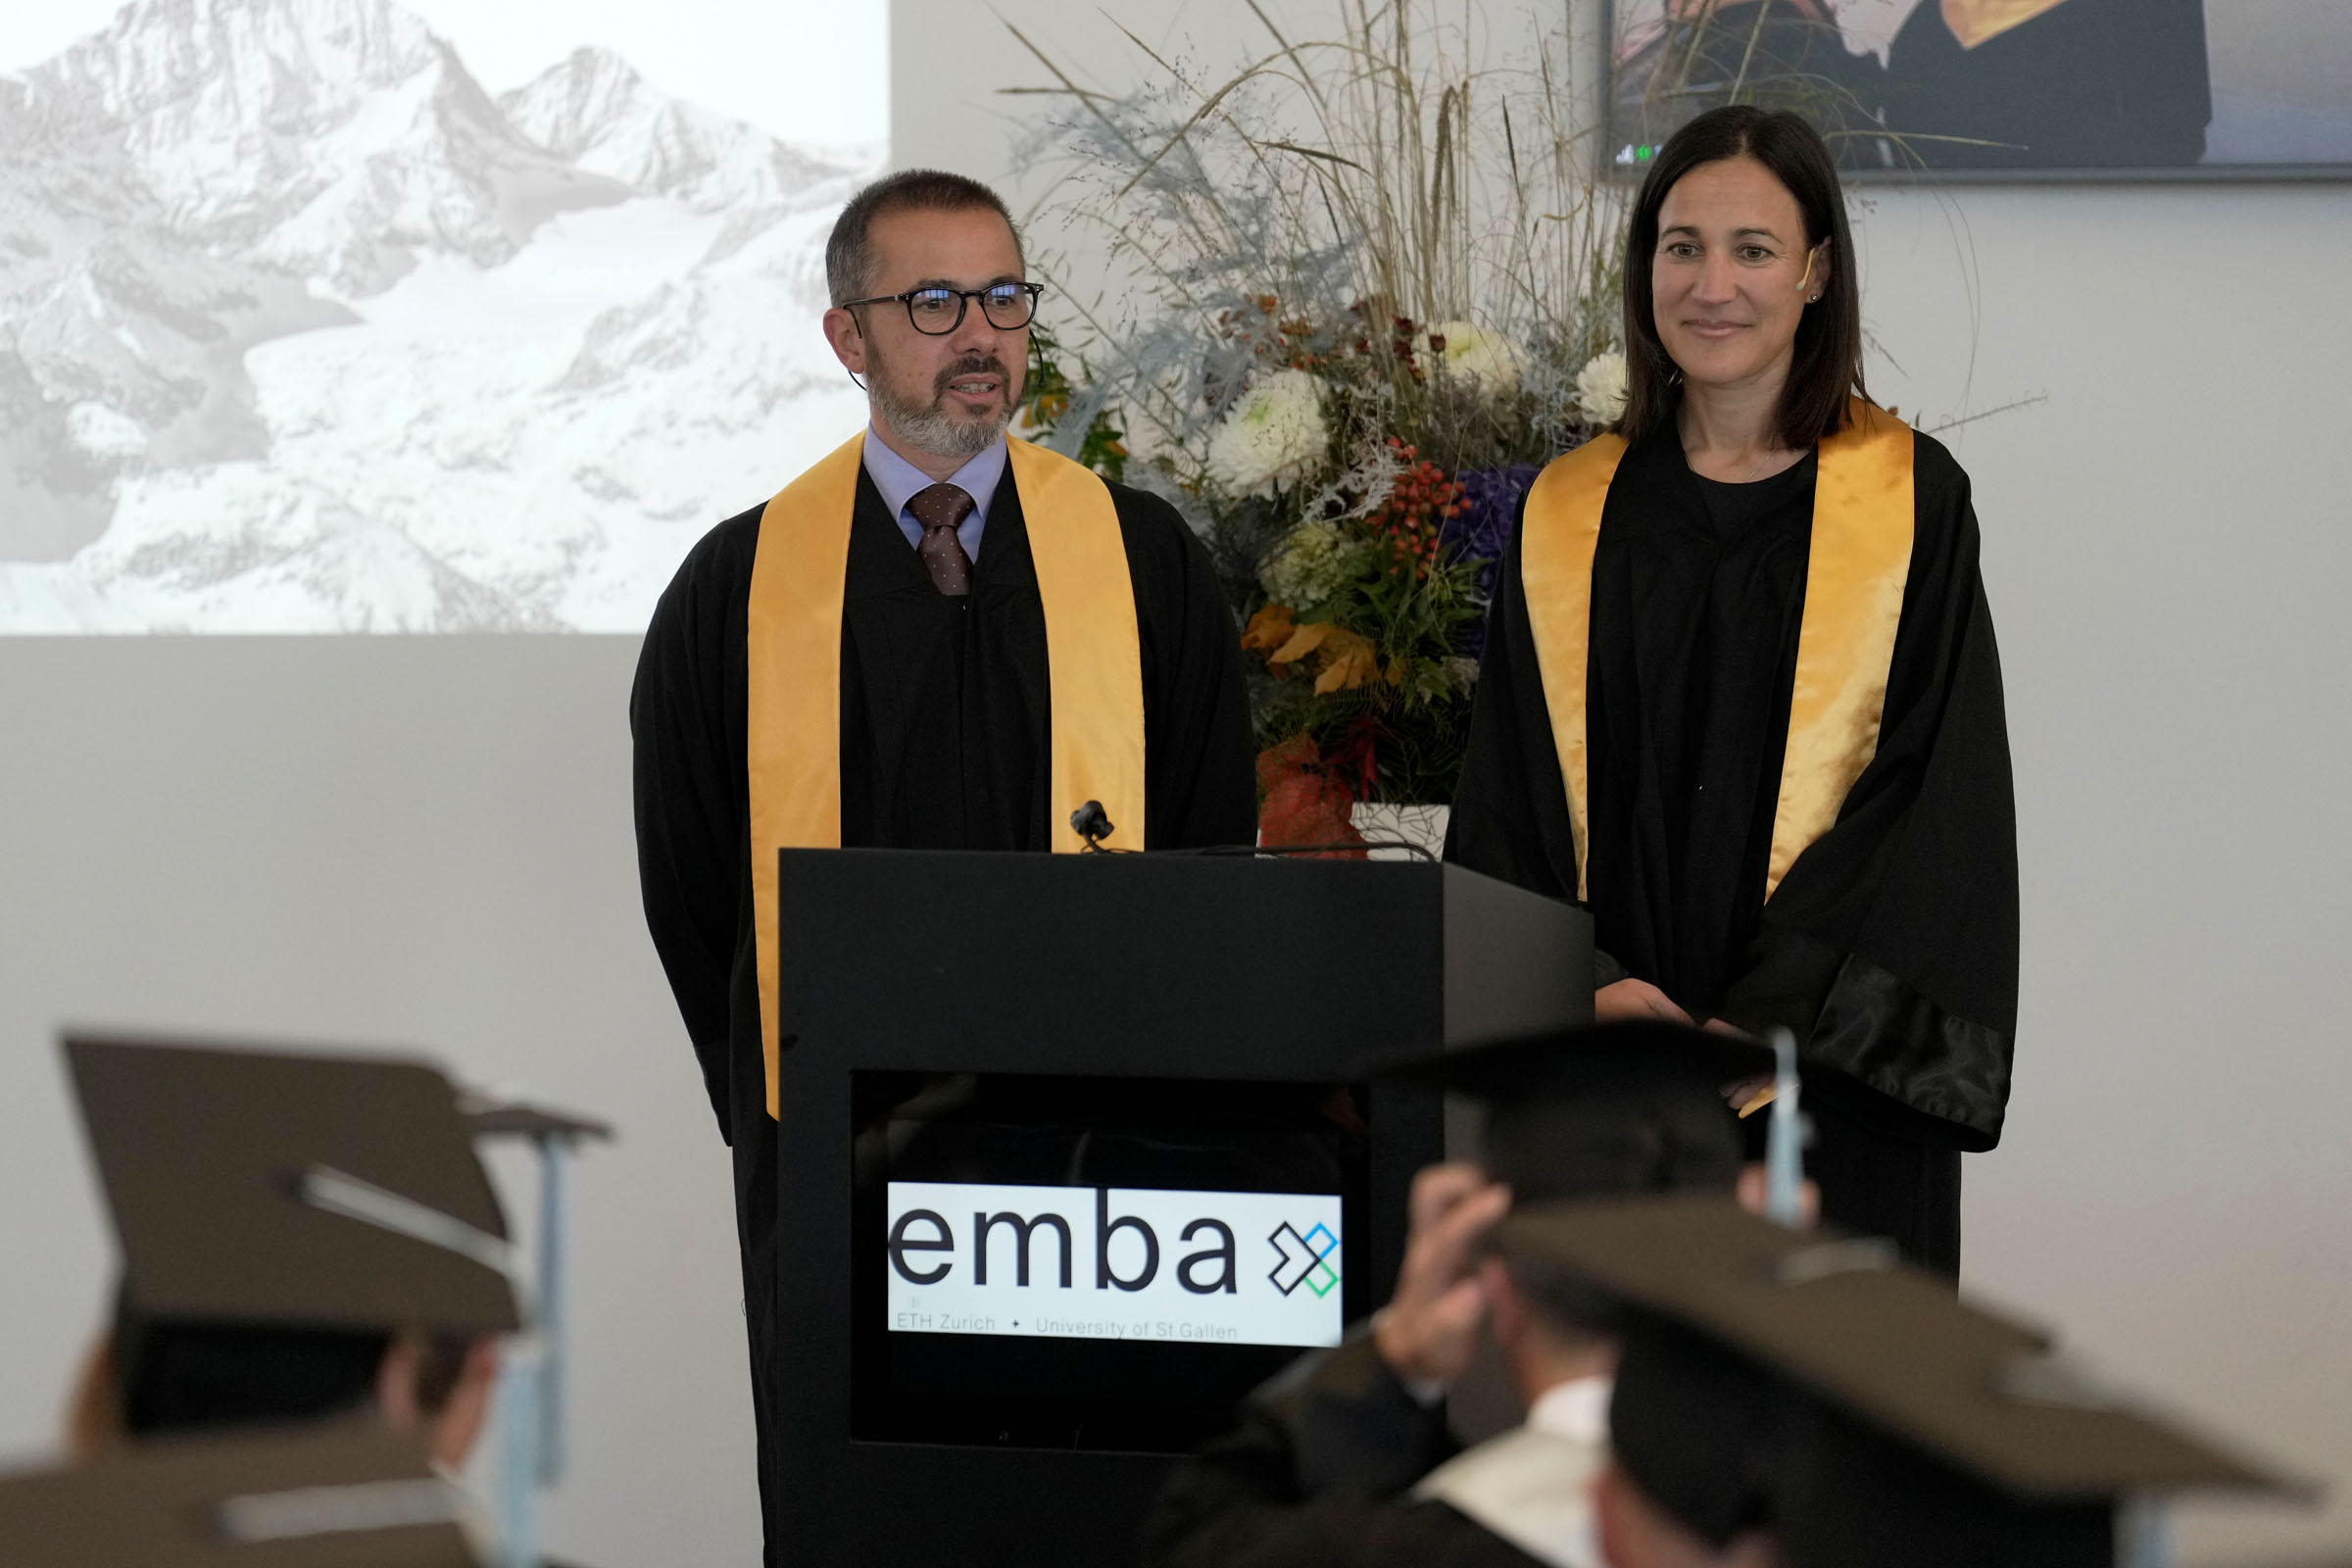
[1706,1018,1768,1110]
[1595,978,1691,1025]
[1736,1161,1821,1226]
[1372,1163,1512,1389]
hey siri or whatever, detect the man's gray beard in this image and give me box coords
[870,367,1012,462]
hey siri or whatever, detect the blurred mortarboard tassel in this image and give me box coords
[455,1091,612,1144]
[1368,1020,1775,1200]
[1494,1196,2316,1566]
[64,1034,520,1337]
[0,1420,479,1567]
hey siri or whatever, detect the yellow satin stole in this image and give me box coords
[1940,0,2073,50]
[1519,397,1915,903]
[743,433,1147,1116]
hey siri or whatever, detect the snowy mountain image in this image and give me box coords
[0,0,880,631]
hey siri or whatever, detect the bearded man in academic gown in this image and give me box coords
[1446,107,2018,1277]
[630,170,1258,1557]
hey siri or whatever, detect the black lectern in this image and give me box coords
[770,849,1592,1565]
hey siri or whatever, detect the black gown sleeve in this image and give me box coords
[629,507,760,1138]
[1718,436,2019,1149]
[1445,495,1575,900]
[1444,499,1629,989]
[1111,483,1261,850]
[1140,1336,1526,1568]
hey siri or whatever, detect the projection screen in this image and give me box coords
[0,0,886,632]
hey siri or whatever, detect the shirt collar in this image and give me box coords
[1525,1373,1613,1445]
[861,425,1009,527]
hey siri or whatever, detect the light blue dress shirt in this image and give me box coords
[860,427,1006,564]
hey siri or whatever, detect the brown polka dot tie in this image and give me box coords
[907,483,975,597]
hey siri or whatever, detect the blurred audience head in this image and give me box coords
[60,1036,521,1471]
[66,1313,498,1469]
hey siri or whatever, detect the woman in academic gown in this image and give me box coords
[1446,106,2018,1275]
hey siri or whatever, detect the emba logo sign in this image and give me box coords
[886,1182,1344,1348]
[1267,1220,1340,1298]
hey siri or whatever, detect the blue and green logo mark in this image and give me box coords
[1267,1221,1340,1298]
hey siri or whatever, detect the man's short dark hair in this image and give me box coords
[1499,1250,1629,1341]
[825,169,1023,306]
[115,1299,482,1438]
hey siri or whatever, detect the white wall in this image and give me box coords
[1855,178,2352,1562]
[2,4,2347,1566]
[0,637,760,1563]
[902,4,2352,1561]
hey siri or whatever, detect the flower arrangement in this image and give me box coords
[1010,3,1632,845]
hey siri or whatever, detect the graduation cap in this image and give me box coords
[64,1034,522,1435]
[1372,1020,1776,1201]
[0,1420,479,1567]
[1493,1196,2312,1566]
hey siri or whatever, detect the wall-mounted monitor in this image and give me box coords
[1606,0,2352,179]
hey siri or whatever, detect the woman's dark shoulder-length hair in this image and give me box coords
[1616,106,1867,451]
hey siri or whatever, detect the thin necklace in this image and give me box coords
[1682,405,1789,483]
[1687,441,1782,484]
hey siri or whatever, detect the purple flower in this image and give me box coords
[1443,464,1540,660]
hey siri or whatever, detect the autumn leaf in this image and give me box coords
[1270,620,1334,664]
[1242,603,1297,653]
[1254,734,1322,795]
[1259,772,1366,858]
[1255,736,1366,858]
[1313,627,1380,694]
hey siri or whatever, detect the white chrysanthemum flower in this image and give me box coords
[1430,320,1527,398]
[1205,368,1328,496]
[1259,519,1358,610]
[1574,351,1630,426]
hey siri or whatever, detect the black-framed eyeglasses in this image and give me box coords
[840,281,1046,335]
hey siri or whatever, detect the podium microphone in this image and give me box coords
[1070,800,1116,850]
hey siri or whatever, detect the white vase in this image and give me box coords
[1348,802,1450,861]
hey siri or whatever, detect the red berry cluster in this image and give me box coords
[1214,293,1326,371]
[1390,316,1428,383]
[1364,439,1462,582]
[1344,302,1427,381]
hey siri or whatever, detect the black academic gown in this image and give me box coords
[630,463,1258,1559]
[1883,0,2211,169]
[1142,1336,1549,1568]
[1446,422,2017,1274]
